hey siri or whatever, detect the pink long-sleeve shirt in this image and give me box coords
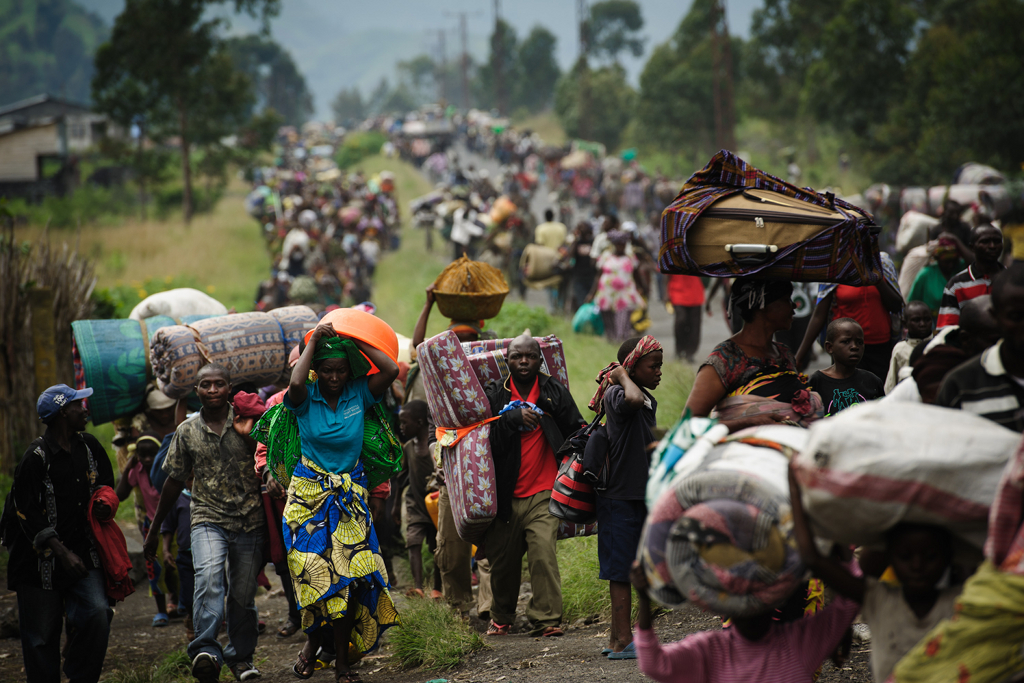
[255,388,390,499]
[635,595,860,683]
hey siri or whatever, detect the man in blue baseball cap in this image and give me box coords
[4,384,116,682]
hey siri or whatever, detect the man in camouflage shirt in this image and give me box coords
[145,364,265,682]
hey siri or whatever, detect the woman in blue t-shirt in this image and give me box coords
[284,322,400,683]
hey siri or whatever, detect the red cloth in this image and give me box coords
[233,391,267,419]
[512,378,558,498]
[86,486,135,602]
[667,274,705,307]
[833,284,890,345]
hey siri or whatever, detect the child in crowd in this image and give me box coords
[397,400,441,599]
[116,431,177,627]
[884,301,934,394]
[789,468,961,683]
[629,558,859,681]
[810,318,884,415]
[592,336,663,659]
[161,473,195,639]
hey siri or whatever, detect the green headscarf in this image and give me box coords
[313,336,372,377]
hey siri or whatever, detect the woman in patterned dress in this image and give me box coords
[284,322,400,683]
[587,230,645,342]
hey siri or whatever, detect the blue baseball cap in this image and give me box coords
[36,384,93,424]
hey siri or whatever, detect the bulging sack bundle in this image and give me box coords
[639,424,808,617]
[150,306,317,399]
[793,402,1020,550]
[433,255,509,321]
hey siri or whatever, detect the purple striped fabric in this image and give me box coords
[659,150,884,286]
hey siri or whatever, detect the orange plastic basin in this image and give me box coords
[304,308,400,364]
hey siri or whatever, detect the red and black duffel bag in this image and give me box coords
[658,150,884,286]
[549,412,604,525]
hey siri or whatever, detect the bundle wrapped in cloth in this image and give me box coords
[792,401,1019,551]
[462,335,569,391]
[150,306,317,399]
[72,314,217,425]
[638,421,809,617]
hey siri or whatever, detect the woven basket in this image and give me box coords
[433,256,510,321]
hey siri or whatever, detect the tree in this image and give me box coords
[224,35,313,126]
[804,0,916,138]
[474,19,520,113]
[633,0,743,158]
[91,0,277,224]
[587,0,645,63]
[331,87,366,124]
[397,54,440,104]
[514,26,561,113]
[555,60,635,149]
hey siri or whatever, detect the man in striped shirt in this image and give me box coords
[936,224,1005,328]
[937,261,1024,432]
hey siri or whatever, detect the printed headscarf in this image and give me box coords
[589,335,663,413]
[312,336,371,377]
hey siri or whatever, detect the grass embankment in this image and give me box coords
[389,599,487,670]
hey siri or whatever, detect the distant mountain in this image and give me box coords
[0,0,109,108]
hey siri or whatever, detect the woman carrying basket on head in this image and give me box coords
[278,322,401,683]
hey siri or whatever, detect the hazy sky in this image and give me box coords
[77,0,762,119]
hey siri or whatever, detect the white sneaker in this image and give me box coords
[229,661,261,681]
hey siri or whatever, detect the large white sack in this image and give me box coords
[793,402,1020,549]
[129,288,228,321]
[895,210,939,255]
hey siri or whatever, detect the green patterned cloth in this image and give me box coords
[313,336,372,377]
[252,388,403,490]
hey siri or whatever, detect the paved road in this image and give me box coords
[450,144,828,373]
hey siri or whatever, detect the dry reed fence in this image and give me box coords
[0,220,96,472]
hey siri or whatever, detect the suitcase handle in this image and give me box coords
[725,243,778,266]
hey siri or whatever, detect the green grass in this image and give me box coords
[558,536,638,623]
[388,598,486,670]
[101,649,191,683]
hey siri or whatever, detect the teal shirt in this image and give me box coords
[908,262,962,317]
[284,378,379,474]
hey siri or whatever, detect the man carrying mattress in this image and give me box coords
[483,334,585,637]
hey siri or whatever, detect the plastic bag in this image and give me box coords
[571,302,604,336]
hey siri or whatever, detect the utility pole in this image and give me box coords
[576,0,590,141]
[445,11,480,111]
[710,0,736,152]
[437,28,448,104]
[493,0,505,116]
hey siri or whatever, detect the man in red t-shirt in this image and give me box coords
[483,335,585,637]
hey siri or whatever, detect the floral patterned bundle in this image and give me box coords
[461,334,569,392]
[441,422,498,544]
[417,330,492,429]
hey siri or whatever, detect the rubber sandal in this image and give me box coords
[430,589,443,600]
[292,650,314,680]
[336,672,362,683]
[541,626,564,637]
[405,588,424,598]
[277,621,301,639]
[601,648,612,656]
[607,642,637,660]
[152,613,169,627]
[486,620,510,636]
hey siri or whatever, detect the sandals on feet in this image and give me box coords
[292,650,315,680]
[277,620,301,639]
[152,613,169,628]
[486,620,510,636]
[541,626,564,637]
[336,671,362,683]
[607,642,637,660]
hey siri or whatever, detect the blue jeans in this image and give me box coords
[188,523,264,667]
[17,568,110,683]
[176,549,195,616]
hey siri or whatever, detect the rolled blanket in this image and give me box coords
[639,427,806,617]
[151,307,317,398]
[417,331,492,429]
